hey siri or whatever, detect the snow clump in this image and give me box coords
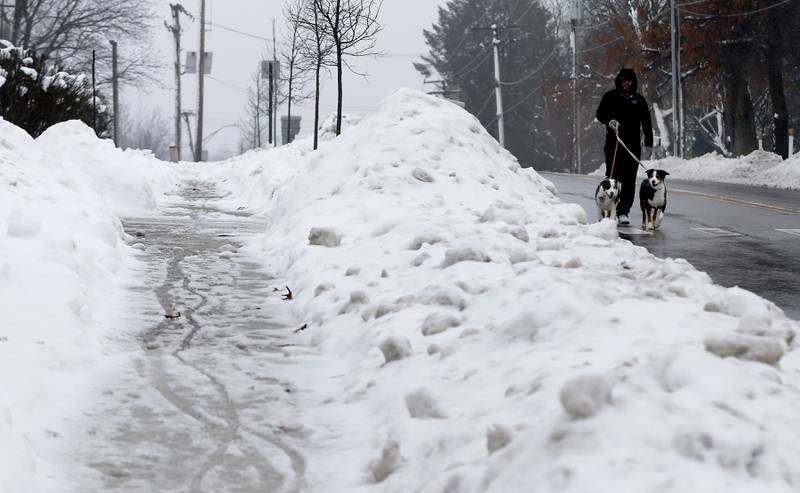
[559,373,615,419]
[308,226,341,247]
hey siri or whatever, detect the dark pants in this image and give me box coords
[604,139,640,216]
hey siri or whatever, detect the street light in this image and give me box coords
[203,123,239,144]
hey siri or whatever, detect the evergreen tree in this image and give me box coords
[418,0,567,170]
[0,45,109,138]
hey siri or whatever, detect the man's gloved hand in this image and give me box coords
[643,146,653,160]
[608,119,620,131]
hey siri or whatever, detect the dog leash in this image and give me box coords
[609,133,620,177]
[611,128,648,172]
[613,129,650,172]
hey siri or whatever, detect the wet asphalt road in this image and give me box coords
[543,173,800,320]
[69,183,306,492]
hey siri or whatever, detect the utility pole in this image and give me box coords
[92,50,97,134]
[256,75,261,147]
[166,3,190,161]
[110,40,120,147]
[474,24,514,147]
[669,0,682,158]
[490,24,505,147]
[272,18,278,148]
[268,61,273,145]
[570,0,582,174]
[196,0,206,162]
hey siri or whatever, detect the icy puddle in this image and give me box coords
[69,183,307,492]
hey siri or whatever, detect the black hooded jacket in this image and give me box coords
[596,68,653,153]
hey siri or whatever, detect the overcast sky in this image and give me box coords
[127,0,447,159]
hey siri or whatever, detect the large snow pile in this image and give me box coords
[0,119,157,491]
[203,89,800,491]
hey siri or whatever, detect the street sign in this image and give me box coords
[261,60,280,80]
[185,51,197,73]
[185,51,213,74]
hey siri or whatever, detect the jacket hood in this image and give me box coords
[615,68,638,91]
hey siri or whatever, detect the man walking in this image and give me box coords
[596,68,654,225]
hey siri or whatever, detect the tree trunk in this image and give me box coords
[313,1,322,150]
[334,0,342,136]
[764,30,789,158]
[733,83,757,156]
[721,56,757,156]
[336,44,343,135]
[314,61,321,150]
[12,0,27,46]
[287,79,293,144]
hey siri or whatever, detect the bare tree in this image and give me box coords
[239,65,270,151]
[313,0,383,136]
[120,107,172,160]
[282,0,313,144]
[6,0,158,87]
[294,0,335,149]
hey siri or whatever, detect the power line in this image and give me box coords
[577,34,626,54]
[474,89,496,117]
[676,0,712,6]
[503,84,543,115]
[447,9,491,63]
[210,22,270,42]
[499,45,558,86]
[680,0,795,17]
[486,82,543,128]
[208,75,248,92]
[452,50,493,79]
[576,19,611,30]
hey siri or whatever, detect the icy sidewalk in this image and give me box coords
[63,182,309,492]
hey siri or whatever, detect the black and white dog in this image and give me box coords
[639,169,669,230]
[594,178,622,221]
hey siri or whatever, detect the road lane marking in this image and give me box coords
[777,229,800,237]
[672,189,800,216]
[692,227,742,237]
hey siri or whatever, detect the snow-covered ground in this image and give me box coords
[2,88,800,492]
[593,147,800,190]
[0,119,166,491]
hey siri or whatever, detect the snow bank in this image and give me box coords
[656,151,800,190]
[0,118,157,491]
[203,89,800,491]
[594,149,800,190]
